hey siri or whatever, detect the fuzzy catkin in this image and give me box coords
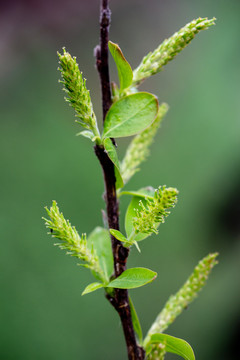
[145,253,218,342]
[121,103,168,185]
[147,342,166,360]
[132,186,178,235]
[133,17,215,86]
[58,48,99,136]
[44,201,105,280]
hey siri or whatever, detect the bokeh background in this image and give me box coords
[1,0,240,359]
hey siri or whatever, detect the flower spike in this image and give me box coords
[58,48,100,140]
[132,17,216,86]
[133,186,179,235]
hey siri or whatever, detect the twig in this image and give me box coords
[95,0,112,121]
[94,1,145,359]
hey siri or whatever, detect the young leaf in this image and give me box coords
[109,229,128,243]
[82,282,104,296]
[120,186,155,199]
[102,92,159,139]
[109,229,134,248]
[76,130,96,141]
[103,138,124,189]
[88,227,114,282]
[108,41,133,91]
[106,267,157,289]
[129,296,143,344]
[146,333,195,360]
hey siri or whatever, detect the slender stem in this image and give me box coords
[95,0,112,121]
[94,1,145,359]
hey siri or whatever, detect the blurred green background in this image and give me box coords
[1,0,240,359]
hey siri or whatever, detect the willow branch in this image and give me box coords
[94,1,145,359]
[95,0,112,121]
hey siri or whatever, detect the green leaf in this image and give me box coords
[110,229,140,250]
[129,296,143,344]
[109,229,133,247]
[82,282,104,296]
[120,187,155,199]
[125,193,154,242]
[103,138,124,189]
[146,333,195,360]
[106,267,157,289]
[109,229,128,243]
[76,130,95,140]
[103,92,159,139]
[76,130,101,144]
[108,41,133,91]
[88,227,114,282]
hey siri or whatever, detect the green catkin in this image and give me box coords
[147,342,166,360]
[58,48,100,138]
[133,186,179,235]
[121,103,169,185]
[133,17,216,86]
[44,201,105,281]
[144,253,218,345]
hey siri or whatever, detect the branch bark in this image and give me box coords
[95,0,112,121]
[94,1,145,359]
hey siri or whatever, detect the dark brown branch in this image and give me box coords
[95,0,112,121]
[94,146,144,360]
[94,143,122,272]
[94,1,145,359]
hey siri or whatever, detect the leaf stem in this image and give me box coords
[94,1,145,359]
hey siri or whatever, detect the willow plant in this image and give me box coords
[43,2,217,359]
